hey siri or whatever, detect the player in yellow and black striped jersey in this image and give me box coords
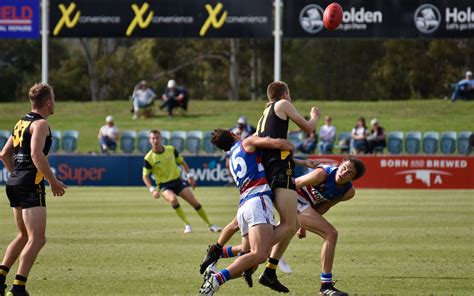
[142,130,221,234]
[255,81,320,292]
[0,83,67,296]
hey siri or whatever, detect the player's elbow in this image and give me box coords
[301,125,315,134]
[31,151,44,162]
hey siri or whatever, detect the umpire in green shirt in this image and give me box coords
[143,130,222,234]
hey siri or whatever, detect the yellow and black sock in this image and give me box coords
[0,265,9,286]
[263,257,279,278]
[194,204,211,225]
[12,275,27,292]
[172,204,190,225]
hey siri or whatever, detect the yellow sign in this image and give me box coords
[199,3,227,37]
[126,2,154,37]
[53,3,81,36]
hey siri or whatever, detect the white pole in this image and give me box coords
[274,0,281,81]
[41,0,48,83]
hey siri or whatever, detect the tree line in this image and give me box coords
[0,38,473,102]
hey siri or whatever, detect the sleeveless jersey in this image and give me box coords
[7,112,52,186]
[229,141,272,206]
[256,102,290,164]
[297,164,352,207]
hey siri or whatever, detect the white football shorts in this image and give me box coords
[237,194,275,236]
[296,193,312,214]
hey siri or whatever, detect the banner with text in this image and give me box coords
[284,0,474,38]
[0,155,472,188]
[0,0,39,39]
[308,155,474,189]
[50,0,272,38]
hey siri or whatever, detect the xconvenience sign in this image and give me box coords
[0,0,39,39]
[50,0,272,38]
[285,0,474,38]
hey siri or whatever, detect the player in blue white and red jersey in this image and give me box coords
[295,156,366,296]
[199,156,365,296]
[198,128,294,296]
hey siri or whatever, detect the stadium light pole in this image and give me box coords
[274,0,282,81]
[41,0,49,83]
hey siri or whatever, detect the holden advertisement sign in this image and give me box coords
[284,0,474,38]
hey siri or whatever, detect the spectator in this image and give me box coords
[296,130,318,154]
[98,115,119,154]
[350,117,369,154]
[160,79,189,117]
[367,118,386,154]
[318,116,336,154]
[451,71,474,102]
[231,116,256,139]
[131,80,156,119]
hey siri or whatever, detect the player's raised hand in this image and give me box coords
[310,107,321,120]
[51,180,67,197]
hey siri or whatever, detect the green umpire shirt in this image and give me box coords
[143,145,184,185]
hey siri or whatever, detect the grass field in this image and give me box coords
[0,187,472,295]
[0,100,473,153]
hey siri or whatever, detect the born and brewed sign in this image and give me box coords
[50,0,272,37]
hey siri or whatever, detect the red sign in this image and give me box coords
[308,155,474,189]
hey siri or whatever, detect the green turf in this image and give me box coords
[0,187,472,295]
[0,100,473,153]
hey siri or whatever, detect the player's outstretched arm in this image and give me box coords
[294,158,320,168]
[276,100,320,134]
[243,135,294,152]
[30,120,67,196]
[295,168,327,189]
[0,136,14,173]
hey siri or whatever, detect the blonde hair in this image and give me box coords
[29,83,53,109]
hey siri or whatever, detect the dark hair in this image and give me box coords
[266,81,288,102]
[344,156,366,181]
[149,130,161,136]
[211,128,236,152]
[357,117,366,127]
[29,83,53,109]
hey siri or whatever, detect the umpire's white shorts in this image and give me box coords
[237,195,275,236]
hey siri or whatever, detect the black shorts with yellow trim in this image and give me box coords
[6,183,46,208]
[264,159,296,191]
[159,178,189,195]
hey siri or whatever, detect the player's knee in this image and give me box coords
[30,235,46,248]
[326,227,338,242]
[251,250,270,264]
[15,231,28,243]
